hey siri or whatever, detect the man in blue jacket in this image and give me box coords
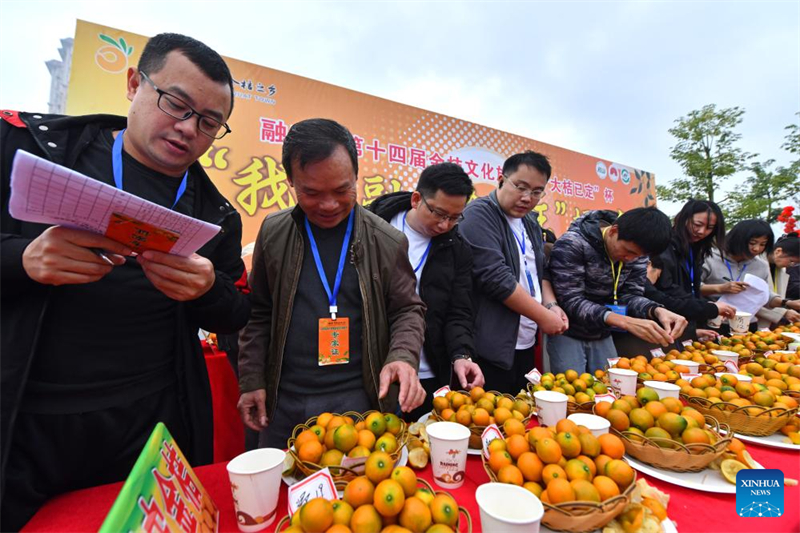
[459,151,568,394]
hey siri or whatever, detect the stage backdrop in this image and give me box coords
[67,19,657,258]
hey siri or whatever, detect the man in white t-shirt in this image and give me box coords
[459,151,569,393]
[369,163,484,420]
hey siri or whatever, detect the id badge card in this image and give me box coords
[605,304,627,333]
[318,317,350,366]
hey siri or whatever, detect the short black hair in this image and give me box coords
[282,118,359,180]
[501,151,552,182]
[138,33,234,113]
[416,162,473,199]
[775,233,800,258]
[615,207,672,256]
[725,219,775,258]
[673,199,726,262]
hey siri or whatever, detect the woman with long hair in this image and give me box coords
[758,233,800,327]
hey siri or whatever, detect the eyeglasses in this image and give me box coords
[140,71,232,139]
[503,175,546,199]
[419,195,464,224]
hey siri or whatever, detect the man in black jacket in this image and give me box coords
[0,34,250,529]
[369,163,483,420]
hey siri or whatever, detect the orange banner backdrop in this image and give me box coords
[67,20,657,257]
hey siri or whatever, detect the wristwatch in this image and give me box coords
[545,302,559,310]
[452,354,473,363]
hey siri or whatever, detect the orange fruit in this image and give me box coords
[325,524,352,533]
[299,497,334,533]
[527,426,553,448]
[470,387,485,402]
[494,407,513,425]
[487,438,507,455]
[577,433,600,458]
[542,464,568,484]
[594,401,613,418]
[597,434,625,460]
[455,409,472,426]
[657,413,687,437]
[365,451,393,484]
[320,448,344,467]
[328,416,347,432]
[571,479,601,502]
[504,418,526,437]
[535,437,563,464]
[430,493,459,527]
[523,481,544,498]
[488,450,513,474]
[593,475,621,501]
[374,479,406,517]
[391,466,418,498]
[298,439,324,464]
[357,429,376,451]
[376,433,399,454]
[498,464,524,485]
[348,445,371,459]
[350,504,382,533]
[398,497,432,532]
[575,454,597,478]
[317,412,334,429]
[309,424,326,442]
[432,396,449,414]
[606,409,631,432]
[629,408,655,432]
[605,459,635,489]
[642,497,668,521]
[556,419,580,434]
[343,476,375,508]
[565,458,593,481]
[681,427,711,446]
[296,429,321,450]
[331,500,354,525]
[506,434,530,460]
[517,452,544,482]
[547,478,576,504]
[365,412,387,436]
[384,413,402,436]
[472,408,491,426]
[333,424,358,453]
[555,432,582,458]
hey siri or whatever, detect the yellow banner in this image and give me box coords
[68,20,657,257]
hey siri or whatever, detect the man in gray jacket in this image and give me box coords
[548,208,688,374]
[459,151,568,394]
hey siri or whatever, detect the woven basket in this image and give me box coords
[286,410,408,490]
[680,395,798,437]
[482,453,636,533]
[611,415,731,472]
[274,477,473,532]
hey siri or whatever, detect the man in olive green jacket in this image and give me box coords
[237,118,427,447]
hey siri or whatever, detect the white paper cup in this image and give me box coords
[715,372,752,383]
[707,315,724,328]
[642,380,681,399]
[788,343,800,351]
[533,391,568,427]
[476,482,544,533]
[711,350,740,369]
[226,448,286,532]
[607,368,638,396]
[426,422,470,489]
[567,413,611,437]
[677,360,701,373]
[730,312,752,334]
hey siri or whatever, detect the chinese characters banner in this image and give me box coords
[67,20,657,259]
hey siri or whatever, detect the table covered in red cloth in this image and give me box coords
[203,341,245,463]
[22,440,799,533]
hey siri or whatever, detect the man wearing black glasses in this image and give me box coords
[0,33,249,529]
[369,162,485,420]
[459,151,569,394]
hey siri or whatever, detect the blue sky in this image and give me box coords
[1,0,798,216]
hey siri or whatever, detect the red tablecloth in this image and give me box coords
[22,440,799,533]
[202,342,245,463]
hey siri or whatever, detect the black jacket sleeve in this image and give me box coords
[444,236,476,359]
[645,250,718,322]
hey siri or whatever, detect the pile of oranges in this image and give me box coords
[612,353,716,383]
[528,369,610,405]
[431,388,531,449]
[721,327,795,354]
[485,418,635,505]
[282,461,461,533]
[291,412,404,469]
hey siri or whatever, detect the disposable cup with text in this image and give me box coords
[476,483,544,533]
[707,315,724,328]
[607,368,638,397]
[643,380,681,399]
[426,422,470,489]
[730,311,752,333]
[226,448,286,532]
[567,413,610,437]
[711,350,739,370]
[533,390,568,427]
[679,360,701,373]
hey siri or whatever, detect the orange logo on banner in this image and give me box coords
[94,34,133,73]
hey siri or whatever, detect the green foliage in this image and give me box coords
[725,160,800,224]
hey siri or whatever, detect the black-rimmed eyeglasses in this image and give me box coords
[419,195,464,224]
[140,71,232,140]
[503,175,546,199]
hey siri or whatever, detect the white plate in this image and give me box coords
[281,445,408,488]
[780,332,800,342]
[722,429,800,451]
[540,518,677,533]
[625,455,737,493]
[418,412,482,455]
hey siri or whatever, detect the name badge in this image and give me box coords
[318,317,350,366]
[605,304,627,332]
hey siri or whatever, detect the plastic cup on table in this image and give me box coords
[226,448,286,532]
[730,312,752,334]
[567,413,611,437]
[642,380,681,399]
[711,350,739,369]
[426,421,471,489]
[532,390,568,427]
[678,360,701,373]
[476,482,544,533]
[607,368,638,397]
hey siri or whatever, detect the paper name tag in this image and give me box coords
[288,468,337,516]
[525,368,542,384]
[594,393,617,404]
[340,455,368,473]
[680,373,702,380]
[481,424,504,459]
[650,348,665,358]
[723,360,739,373]
[607,358,620,368]
[763,350,774,356]
[682,340,694,347]
[433,385,451,398]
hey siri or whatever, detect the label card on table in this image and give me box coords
[594,393,617,404]
[433,385,451,398]
[723,360,739,373]
[288,468,338,516]
[99,422,218,533]
[481,424,504,459]
[682,340,694,347]
[525,368,542,384]
[650,348,665,358]
[607,358,620,368]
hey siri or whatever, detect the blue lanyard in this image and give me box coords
[511,224,537,297]
[112,129,188,210]
[686,248,695,297]
[724,258,747,282]
[305,210,354,320]
[402,212,433,273]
